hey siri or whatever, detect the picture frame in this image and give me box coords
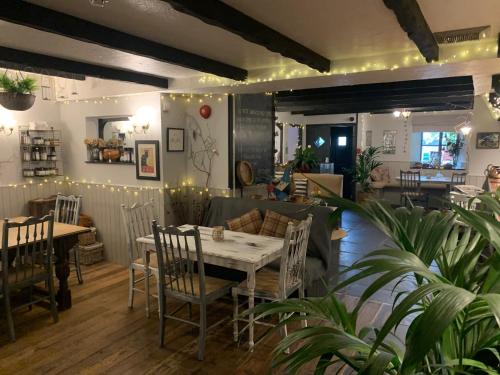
[166,127,185,152]
[476,132,500,149]
[135,140,160,180]
[383,130,397,154]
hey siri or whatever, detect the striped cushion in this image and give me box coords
[226,208,263,234]
[294,178,308,196]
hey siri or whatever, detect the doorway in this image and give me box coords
[330,126,355,200]
[305,123,356,200]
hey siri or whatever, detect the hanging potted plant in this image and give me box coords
[0,73,37,111]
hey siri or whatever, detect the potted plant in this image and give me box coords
[445,133,464,168]
[291,146,319,173]
[249,185,500,374]
[352,146,383,203]
[0,73,37,111]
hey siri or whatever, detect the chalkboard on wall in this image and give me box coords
[233,94,274,185]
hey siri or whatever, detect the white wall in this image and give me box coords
[0,94,62,185]
[59,92,164,186]
[468,96,500,177]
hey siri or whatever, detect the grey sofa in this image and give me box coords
[202,197,339,296]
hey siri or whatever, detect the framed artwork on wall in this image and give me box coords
[135,140,160,180]
[383,130,397,154]
[476,132,500,149]
[166,127,185,152]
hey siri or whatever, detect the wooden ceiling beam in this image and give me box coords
[383,0,439,62]
[0,60,85,81]
[0,46,170,89]
[0,0,247,81]
[292,101,473,116]
[163,0,331,72]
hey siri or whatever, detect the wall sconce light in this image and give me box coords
[0,109,16,136]
[129,106,153,134]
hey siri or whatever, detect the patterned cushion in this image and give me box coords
[259,209,297,238]
[226,208,263,234]
[294,178,308,196]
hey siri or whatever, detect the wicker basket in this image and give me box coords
[79,242,104,265]
[78,227,96,246]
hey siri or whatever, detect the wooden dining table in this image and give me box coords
[136,225,285,350]
[1,217,90,310]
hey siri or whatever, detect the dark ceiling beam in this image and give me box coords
[295,101,473,116]
[0,46,170,88]
[383,0,439,62]
[163,0,331,72]
[277,96,474,113]
[493,74,500,95]
[276,90,474,108]
[276,76,472,100]
[0,0,247,81]
[0,60,85,80]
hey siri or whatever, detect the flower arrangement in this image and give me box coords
[84,138,105,148]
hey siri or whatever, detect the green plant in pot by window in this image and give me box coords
[291,146,319,173]
[445,133,464,167]
[352,146,383,201]
[0,73,37,111]
[247,182,500,374]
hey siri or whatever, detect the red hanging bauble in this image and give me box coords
[199,104,211,119]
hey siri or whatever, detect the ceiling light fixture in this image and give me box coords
[393,109,411,119]
[89,0,110,8]
[129,106,154,135]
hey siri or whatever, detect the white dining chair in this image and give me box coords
[232,214,313,348]
[54,193,83,284]
[120,200,159,318]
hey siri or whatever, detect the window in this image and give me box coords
[337,136,347,146]
[420,131,459,166]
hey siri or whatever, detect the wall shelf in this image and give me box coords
[19,127,63,179]
[85,161,135,165]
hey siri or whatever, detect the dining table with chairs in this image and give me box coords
[136,215,313,357]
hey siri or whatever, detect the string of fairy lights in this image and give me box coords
[5,176,231,198]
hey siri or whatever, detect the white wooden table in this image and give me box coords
[136,225,285,349]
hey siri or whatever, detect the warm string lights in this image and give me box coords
[483,93,500,120]
[4,176,231,198]
[196,39,499,88]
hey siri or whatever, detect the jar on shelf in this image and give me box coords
[41,149,48,160]
[23,168,35,177]
[23,149,31,161]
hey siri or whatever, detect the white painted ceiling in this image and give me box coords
[2,0,499,93]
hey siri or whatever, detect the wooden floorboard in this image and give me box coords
[0,262,395,374]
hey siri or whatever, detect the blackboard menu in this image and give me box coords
[234,94,274,185]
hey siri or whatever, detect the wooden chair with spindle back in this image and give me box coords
[54,193,83,284]
[1,215,58,341]
[232,214,313,348]
[400,170,428,208]
[152,222,236,360]
[121,200,159,317]
[449,172,468,192]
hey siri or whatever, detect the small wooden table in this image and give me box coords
[137,225,285,350]
[1,217,90,310]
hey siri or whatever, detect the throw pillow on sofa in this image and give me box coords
[226,208,263,234]
[259,209,298,238]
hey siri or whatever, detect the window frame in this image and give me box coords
[420,131,457,166]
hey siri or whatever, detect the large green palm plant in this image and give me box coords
[251,187,500,374]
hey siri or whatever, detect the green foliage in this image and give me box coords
[248,183,500,374]
[352,146,383,193]
[290,146,320,172]
[0,74,37,94]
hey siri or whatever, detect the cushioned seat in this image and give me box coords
[0,265,47,288]
[236,267,280,298]
[167,273,236,298]
[134,253,158,269]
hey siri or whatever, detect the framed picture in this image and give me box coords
[476,132,500,149]
[167,127,185,152]
[383,130,397,154]
[135,140,160,180]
